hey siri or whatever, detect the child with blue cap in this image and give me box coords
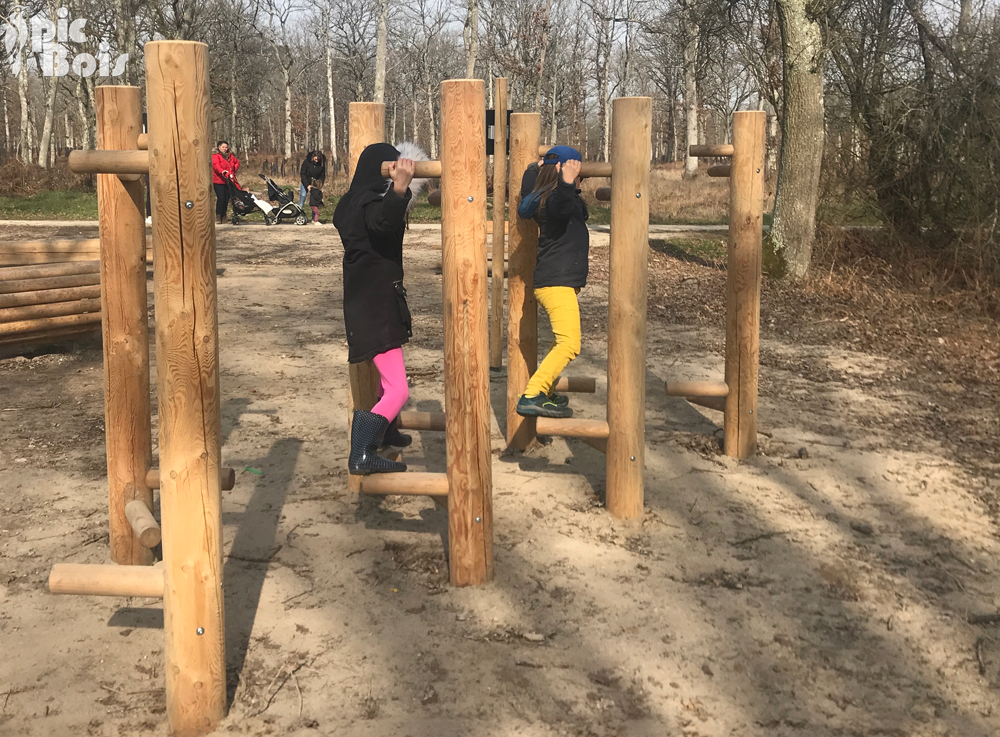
[515,145,589,419]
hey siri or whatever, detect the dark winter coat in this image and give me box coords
[300,152,327,187]
[309,185,324,208]
[334,143,412,364]
[520,163,590,289]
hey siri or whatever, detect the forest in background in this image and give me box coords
[0,0,996,298]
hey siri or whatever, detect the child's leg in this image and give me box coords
[523,287,581,397]
[370,347,409,421]
[311,205,320,221]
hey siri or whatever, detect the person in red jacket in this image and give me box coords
[211,141,240,224]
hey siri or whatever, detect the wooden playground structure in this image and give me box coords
[21,31,764,731]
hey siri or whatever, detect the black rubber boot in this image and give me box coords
[349,410,407,475]
[379,417,412,450]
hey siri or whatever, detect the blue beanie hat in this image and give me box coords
[543,145,582,166]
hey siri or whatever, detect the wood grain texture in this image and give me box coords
[0,260,100,281]
[505,113,541,449]
[0,272,101,295]
[379,160,442,178]
[49,563,164,598]
[535,417,611,438]
[724,111,765,459]
[0,297,101,323]
[360,471,449,496]
[346,102,386,493]
[397,410,446,431]
[95,85,154,568]
[606,97,652,520]
[125,497,162,548]
[664,380,729,397]
[145,466,236,491]
[490,77,507,368]
[689,144,735,157]
[68,149,149,175]
[0,284,102,309]
[0,311,102,337]
[440,79,492,587]
[146,40,226,737]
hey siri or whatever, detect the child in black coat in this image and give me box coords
[308,178,324,224]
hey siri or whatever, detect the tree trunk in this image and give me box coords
[390,101,397,143]
[426,86,437,159]
[230,59,237,141]
[535,0,552,112]
[3,83,9,153]
[373,0,389,102]
[38,75,57,168]
[18,46,30,164]
[770,0,825,280]
[284,69,292,158]
[327,45,338,165]
[682,1,699,178]
[550,75,558,144]
[75,78,91,151]
[464,0,479,78]
[305,95,310,151]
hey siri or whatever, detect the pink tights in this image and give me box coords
[370,347,409,422]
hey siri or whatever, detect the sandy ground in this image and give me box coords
[1,221,998,737]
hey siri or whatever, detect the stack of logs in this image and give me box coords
[0,260,103,354]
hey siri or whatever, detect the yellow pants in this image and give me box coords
[524,286,581,397]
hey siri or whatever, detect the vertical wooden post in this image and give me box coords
[606,97,652,520]
[440,79,492,586]
[347,102,385,492]
[145,40,226,737]
[489,78,507,368]
[95,86,152,567]
[505,113,541,449]
[724,111,765,459]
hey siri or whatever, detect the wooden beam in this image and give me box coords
[359,471,449,496]
[490,77,508,369]
[579,436,608,454]
[145,466,236,491]
[0,311,103,337]
[708,165,732,178]
[724,111,765,460]
[347,102,386,495]
[506,113,541,450]
[137,133,148,150]
[428,189,441,206]
[606,97,651,521]
[0,297,102,324]
[535,417,610,439]
[0,272,101,295]
[397,410,446,432]
[0,260,100,281]
[125,498,162,548]
[0,284,102,309]
[664,379,729,397]
[553,375,596,393]
[69,149,149,175]
[49,563,164,598]
[146,40,227,736]
[441,78,493,587]
[379,160,443,178]
[595,186,611,201]
[689,144,735,157]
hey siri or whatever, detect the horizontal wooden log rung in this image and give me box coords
[595,187,611,201]
[359,471,450,496]
[0,297,102,324]
[0,260,100,282]
[145,466,236,491]
[0,284,102,309]
[0,325,100,350]
[125,499,161,549]
[0,273,101,295]
[689,144,735,157]
[49,563,164,598]
[687,395,727,412]
[68,149,150,175]
[0,238,102,253]
[535,417,611,439]
[0,311,102,337]
[664,380,729,398]
[553,376,597,393]
[707,165,732,178]
[397,410,446,432]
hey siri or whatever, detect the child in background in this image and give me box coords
[515,145,589,419]
[308,178,324,225]
[334,143,418,475]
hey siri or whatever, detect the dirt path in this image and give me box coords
[1,222,998,737]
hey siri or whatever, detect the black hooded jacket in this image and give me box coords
[520,163,590,289]
[334,143,412,363]
[300,151,327,187]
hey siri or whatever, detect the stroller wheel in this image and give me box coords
[295,213,307,226]
[264,214,276,226]
[230,214,239,225]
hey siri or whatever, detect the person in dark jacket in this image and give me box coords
[308,178,324,224]
[515,145,588,419]
[333,143,416,475]
[299,150,326,208]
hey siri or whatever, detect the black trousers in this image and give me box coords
[214,183,230,218]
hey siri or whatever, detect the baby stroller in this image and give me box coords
[259,174,308,226]
[225,175,280,225]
